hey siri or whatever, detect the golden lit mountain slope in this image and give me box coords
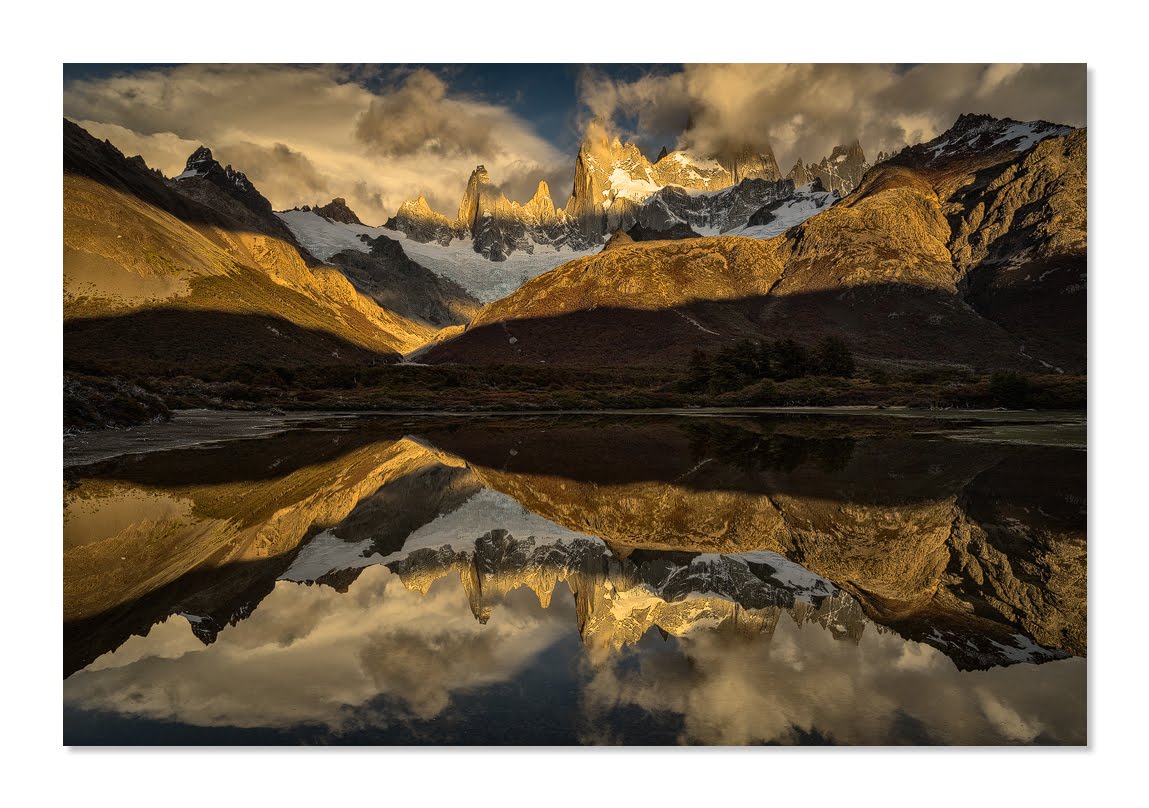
[427,117,1086,373]
[64,120,434,368]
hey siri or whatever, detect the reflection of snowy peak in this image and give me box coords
[285,484,861,648]
[277,475,1065,671]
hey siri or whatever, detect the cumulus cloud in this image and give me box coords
[354,69,502,158]
[578,64,1086,168]
[64,64,1085,227]
[66,560,1085,744]
[64,64,569,224]
[578,617,1086,745]
[64,566,567,731]
[218,141,332,201]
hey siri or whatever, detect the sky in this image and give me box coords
[63,63,1086,226]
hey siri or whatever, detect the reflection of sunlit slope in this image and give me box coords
[65,416,1084,677]
[421,418,1086,667]
[63,432,466,673]
[63,120,433,364]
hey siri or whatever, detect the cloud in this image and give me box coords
[578,616,1086,745]
[65,560,1085,744]
[217,141,332,202]
[578,64,1086,167]
[64,64,569,224]
[64,565,567,731]
[63,64,1086,228]
[353,69,503,158]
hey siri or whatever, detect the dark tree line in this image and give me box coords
[684,336,856,394]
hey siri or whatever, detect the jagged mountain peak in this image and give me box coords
[525,181,557,222]
[166,142,299,236]
[175,144,253,193]
[786,158,813,188]
[313,197,363,226]
[829,140,864,159]
[806,141,869,195]
[177,145,220,178]
[912,113,1074,165]
[187,145,213,164]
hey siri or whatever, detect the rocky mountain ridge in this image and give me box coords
[786,140,870,195]
[384,120,840,262]
[426,114,1085,374]
[63,120,436,374]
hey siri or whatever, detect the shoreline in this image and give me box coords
[64,405,1087,468]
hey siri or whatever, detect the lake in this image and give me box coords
[63,410,1087,745]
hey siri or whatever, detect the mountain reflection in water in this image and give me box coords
[63,413,1086,745]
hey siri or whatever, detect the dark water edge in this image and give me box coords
[64,406,1086,468]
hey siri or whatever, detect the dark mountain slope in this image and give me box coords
[329,233,480,328]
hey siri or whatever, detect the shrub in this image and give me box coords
[989,371,1034,408]
[814,336,856,377]
[771,339,810,381]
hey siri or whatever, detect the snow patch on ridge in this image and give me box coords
[607,168,660,201]
[276,210,595,302]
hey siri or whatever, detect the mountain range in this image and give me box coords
[425,114,1085,374]
[63,109,1086,404]
[381,118,852,263]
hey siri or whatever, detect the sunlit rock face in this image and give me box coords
[385,121,806,261]
[784,142,869,196]
[311,197,362,225]
[386,165,591,261]
[786,158,813,187]
[384,195,463,246]
[806,140,869,195]
[566,123,786,239]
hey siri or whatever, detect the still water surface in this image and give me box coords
[63,412,1086,745]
